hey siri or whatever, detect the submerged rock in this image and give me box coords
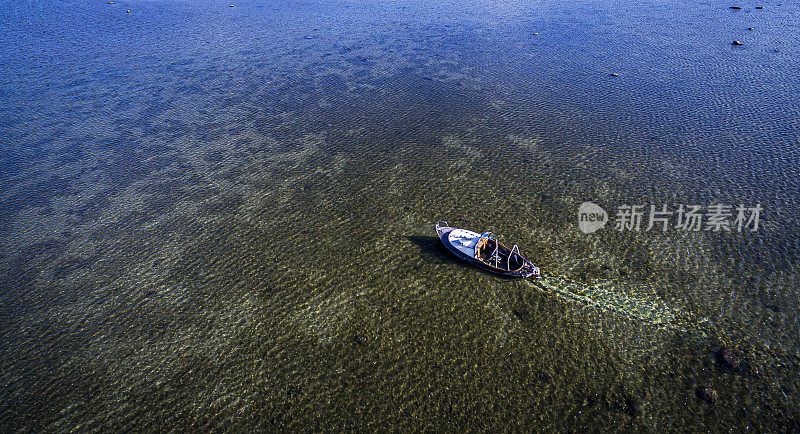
[717,347,741,371]
[616,394,639,417]
[583,392,600,407]
[512,309,529,320]
[534,370,552,383]
[696,386,719,404]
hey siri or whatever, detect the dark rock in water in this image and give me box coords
[716,347,742,371]
[584,389,639,416]
[732,40,744,46]
[512,309,529,320]
[535,370,552,383]
[696,386,719,404]
[613,393,639,417]
[584,392,600,407]
[730,6,742,9]
[354,335,368,345]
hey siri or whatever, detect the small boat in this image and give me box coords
[435,221,541,278]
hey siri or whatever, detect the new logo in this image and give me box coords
[578,202,608,233]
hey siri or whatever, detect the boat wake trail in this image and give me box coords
[526,276,685,331]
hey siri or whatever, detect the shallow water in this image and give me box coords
[1,0,799,430]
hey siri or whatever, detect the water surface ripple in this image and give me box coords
[1,0,799,430]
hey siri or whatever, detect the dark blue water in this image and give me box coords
[2,0,799,430]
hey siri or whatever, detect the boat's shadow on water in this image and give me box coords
[406,235,457,263]
[405,235,520,281]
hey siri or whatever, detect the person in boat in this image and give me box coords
[474,232,494,263]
